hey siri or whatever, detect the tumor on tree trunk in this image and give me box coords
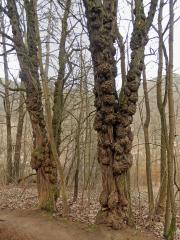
[83,0,158,229]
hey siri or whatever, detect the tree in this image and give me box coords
[13,82,25,183]
[3,0,77,214]
[164,0,176,238]
[52,0,71,151]
[142,65,154,216]
[1,11,13,183]
[6,0,58,211]
[34,0,69,214]
[83,0,158,229]
[155,0,168,214]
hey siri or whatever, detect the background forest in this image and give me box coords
[0,0,179,240]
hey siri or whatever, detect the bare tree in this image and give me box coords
[13,82,25,183]
[83,0,158,229]
[6,0,58,211]
[0,11,13,183]
[164,0,176,238]
[142,65,154,216]
[155,0,168,214]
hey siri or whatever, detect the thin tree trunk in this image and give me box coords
[142,66,154,216]
[20,114,28,179]
[155,0,168,214]
[73,48,84,201]
[1,13,13,184]
[73,126,81,202]
[52,0,71,150]
[81,52,91,202]
[13,85,25,183]
[164,0,176,238]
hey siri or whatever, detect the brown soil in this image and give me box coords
[0,209,159,240]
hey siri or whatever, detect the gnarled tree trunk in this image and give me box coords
[83,0,158,229]
[7,0,58,211]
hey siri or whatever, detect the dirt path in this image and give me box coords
[0,209,158,240]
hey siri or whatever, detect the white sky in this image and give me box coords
[0,0,180,83]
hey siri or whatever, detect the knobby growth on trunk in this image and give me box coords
[83,0,158,229]
[34,0,69,214]
[6,0,58,211]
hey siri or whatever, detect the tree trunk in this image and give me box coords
[52,0,71,151]
[13,86,25,183]
[1,13,13,184]
[73,45,84,202]
[157,118,167,212]
[155,0,168,215]
[164,0,176,238]
[34,0,68,214]
[7,0,58,211]
[142,66,154,215]
[73,126,81,202]
[83,0,158,229]
[20,114,28,179]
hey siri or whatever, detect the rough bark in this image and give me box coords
[7,0,58,211]
[116,25,127,89]
[83,0,158,229]
[34,0,68,214]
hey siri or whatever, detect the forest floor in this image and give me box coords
[0,184,179,240]
[0,209,158,240]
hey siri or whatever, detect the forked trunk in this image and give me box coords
[83,0,158,229]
